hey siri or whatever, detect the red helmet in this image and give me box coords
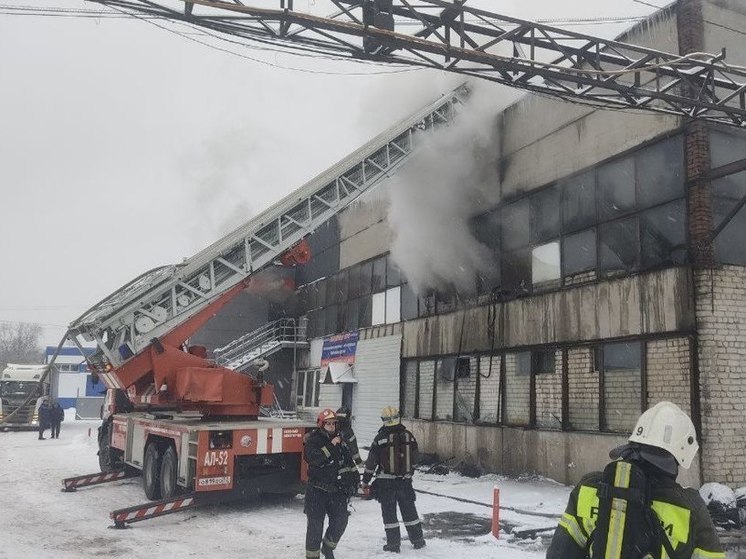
[317,408,337,427]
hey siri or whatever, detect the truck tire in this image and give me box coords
[143,442,163,500]
[98,421,124,472]
[159,445,179,499]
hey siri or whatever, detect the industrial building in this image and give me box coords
[197,0,746,487]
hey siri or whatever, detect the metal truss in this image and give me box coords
[91,0,746,127]
[67,85,469,369]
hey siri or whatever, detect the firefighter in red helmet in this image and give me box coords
[303,408,358,559]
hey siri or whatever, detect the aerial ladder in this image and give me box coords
[56,0,746,527]
[60,84,469,527]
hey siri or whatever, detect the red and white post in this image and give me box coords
[492,486,500,539]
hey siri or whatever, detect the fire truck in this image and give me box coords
[60,85,469,528]
[57,0,746,528]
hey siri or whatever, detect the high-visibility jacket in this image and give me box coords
[547,470,725,559]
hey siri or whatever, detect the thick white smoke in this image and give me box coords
[387,81,515,296]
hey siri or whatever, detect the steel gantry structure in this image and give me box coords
[91,0,746,127]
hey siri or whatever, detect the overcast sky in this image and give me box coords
[0,0,663,348]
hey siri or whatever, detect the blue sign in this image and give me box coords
[321,332,359,366]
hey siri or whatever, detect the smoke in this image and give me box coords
[386,81,513,296]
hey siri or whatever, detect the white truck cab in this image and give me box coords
[0,364,48,430]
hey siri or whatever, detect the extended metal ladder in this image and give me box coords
[214,317,307,371]
[66,84,471,372]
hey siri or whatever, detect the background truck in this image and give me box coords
[0,364,49,430]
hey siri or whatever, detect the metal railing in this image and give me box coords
[214,317,307,371]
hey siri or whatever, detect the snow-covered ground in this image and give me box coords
[0,416,571,559]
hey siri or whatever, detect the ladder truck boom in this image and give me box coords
[94,0,746,127]
[66,85,468,408]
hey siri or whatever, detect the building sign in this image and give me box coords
[321,332,359,366]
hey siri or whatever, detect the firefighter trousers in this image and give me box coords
[376,480,424,548]
[304,485,349,558]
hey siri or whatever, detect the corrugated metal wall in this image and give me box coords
[350,334,402,450]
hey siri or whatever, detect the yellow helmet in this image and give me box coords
[381,406,401,427]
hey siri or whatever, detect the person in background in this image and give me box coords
[37,398,50,440]
[335,407,363,467]
[50,401,64,439]
[362,406,425,553]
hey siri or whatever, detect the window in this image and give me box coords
[400,283,419,320]
[372,291,386,325]
[371,287,400,325]
[562,171,596,232]
[713,171,746,265]
[501,199,530,251]
[502,249,531,292]
[710,130,746,168]
[532,242,561,284]
[347,265,362,299]
[533,350,555,375]
[598,157,635,219]
[640,200,687,267]
[359,261,373,296]
[503,352,531,425]
[372,257,386,292]
[562,229,596,276]
[472,208,501,255]
[601,342,642,433]
[599,218,639,275]
[531,186,560,242]
[345,299,359,331]
[637,136,684,208]
[386,256,401,287]
[335,270,348,304]
[296,369,320,408]
[401,360,418,418]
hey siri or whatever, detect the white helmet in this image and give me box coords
[627,401,698,469]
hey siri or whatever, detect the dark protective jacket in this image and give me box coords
[51,404,64,423]
[362,424,418,485]
[546,466,725,559]
[38,403,51,428]
[303,428,358,494]
[335,412,362,466]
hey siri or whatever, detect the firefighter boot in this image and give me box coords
[382,544,400,553]
[321,542,335,559]
[413,540,426,550]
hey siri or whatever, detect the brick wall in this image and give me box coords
[402,360,417,419]
[646,338,692,413]
[418,360,435,420]
[567,347,599,430]
[535,350,563,429]
[478,355,501,423]
[695,267,746,483]
[604,367,641,433]
[454,356,478,422]
[435,360,455,420]
[504,352,530,425]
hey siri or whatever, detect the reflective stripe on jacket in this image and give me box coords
[547,470,725,559]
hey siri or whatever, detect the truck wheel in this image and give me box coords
[98,421,124,472]
[143,442,163,500]
[159,445,179,499]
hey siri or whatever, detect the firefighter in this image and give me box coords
[362,406,426,553]
[547,401,725,559]
[303,408,352,559]
[335,407,363,466]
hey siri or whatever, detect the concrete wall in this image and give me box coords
[407,419,702,487]
[499,9,681,199]
[703,0,746,67]
[338,189,393,269]
[402,267,695,357]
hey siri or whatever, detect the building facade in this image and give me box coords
[285,0,746,486]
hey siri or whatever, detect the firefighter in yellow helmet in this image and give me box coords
[547,401,724,559]
[362,406,426,553]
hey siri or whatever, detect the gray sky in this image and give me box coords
[0,0,661,347]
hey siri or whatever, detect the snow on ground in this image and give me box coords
[0,418,571,559]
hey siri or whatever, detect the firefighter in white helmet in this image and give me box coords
[362,406,426,553]
[547,401,724,559]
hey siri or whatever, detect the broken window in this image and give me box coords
[501,248,531,293]
[641,199,687,267]
[530,185,560,242]
[400,282,419,321]
[501,199,530,251]
[637,135,684,208]
[386,255,401,287]
[598,157,635,219]
[472,207,501,254]
[372,257,386,292]
[562,229,596,276]
[477,355,501,424]
[435,359,454,420]
[562,171,596,232]
[418,291,436,317]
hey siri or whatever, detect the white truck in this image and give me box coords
[0,364,49,430]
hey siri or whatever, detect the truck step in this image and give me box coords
[62,469,138,492]
[110,493,200,529]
